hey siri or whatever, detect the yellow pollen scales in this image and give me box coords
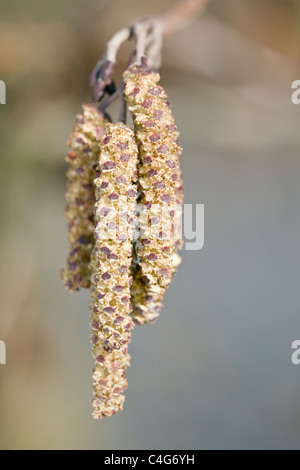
[124,64,184,325]
[90,123,138,419]
[62,64,183,419]
[61,104,107,291]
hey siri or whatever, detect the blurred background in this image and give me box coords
[0,0,300,450]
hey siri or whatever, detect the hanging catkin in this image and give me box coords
[61,104,107,292]
[90,122,138,419]
[123,61,184,325]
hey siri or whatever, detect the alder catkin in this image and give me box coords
[123,61,184,325]
[90,122,138,419]
[61,104,107,292]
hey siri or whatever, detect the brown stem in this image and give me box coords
[99,85,123,112]
[91,0,210,102]
[162,0,211,37]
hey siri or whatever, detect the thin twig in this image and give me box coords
[146,20,163,69]
[90,0,211,104]
[106,27,133,63]
[99,85,122,112]
[118,84,127,124]
[90,27,133,101]
[134,21,151,65]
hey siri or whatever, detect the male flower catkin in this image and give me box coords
[90,123,138,419]
[61,104,106,292]
[124,61,184,325]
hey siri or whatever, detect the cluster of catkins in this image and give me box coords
[61,59,183,420]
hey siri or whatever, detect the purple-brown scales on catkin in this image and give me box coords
[123,62,184,325]
[89,123,138,419]
[61,104,107,292]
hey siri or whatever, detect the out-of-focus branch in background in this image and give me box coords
[162,0,211,36]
